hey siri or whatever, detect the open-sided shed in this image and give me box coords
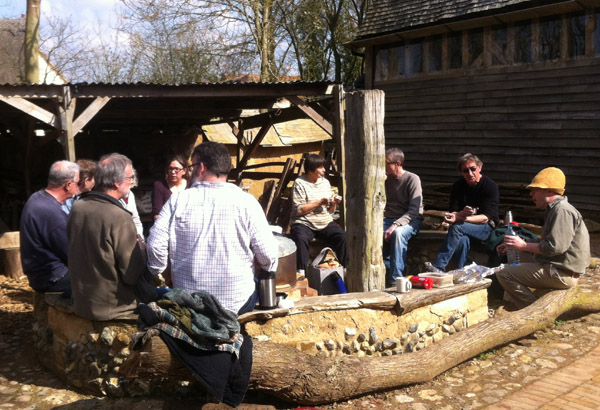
[0,81,344,230]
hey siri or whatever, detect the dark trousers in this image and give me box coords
[290,221,347,271]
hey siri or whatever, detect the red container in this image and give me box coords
[409,276,434,289]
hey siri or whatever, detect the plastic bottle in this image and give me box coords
[332,272,348,294]
[505,221,520,266]
[408,276,434,289]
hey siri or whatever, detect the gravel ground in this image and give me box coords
[1,262,599,410]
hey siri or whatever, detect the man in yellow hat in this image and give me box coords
[496,167,590,310]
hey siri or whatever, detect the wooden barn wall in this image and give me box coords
[376,59,600,222]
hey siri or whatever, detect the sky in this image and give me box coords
[0,0,121,31]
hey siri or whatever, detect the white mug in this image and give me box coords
[396,277,412,293]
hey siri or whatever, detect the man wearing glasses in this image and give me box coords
[147,142,278,315]
[383,148,424,284]
[67,153,156,320]
[432,153,499,271]
[20,160,80,294]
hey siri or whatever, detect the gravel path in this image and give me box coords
[0,264,599,410]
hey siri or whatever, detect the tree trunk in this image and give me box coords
[344,90,386,292]
[122,287,600,405]
[25,0,41,83]
[248,287,599,404]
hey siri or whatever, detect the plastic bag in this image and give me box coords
[449,262,504,284]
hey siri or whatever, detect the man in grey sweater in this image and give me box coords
[383,148,424,285]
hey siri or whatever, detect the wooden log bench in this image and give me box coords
[32,279,491,399]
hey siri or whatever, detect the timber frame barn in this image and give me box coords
[0,82,344,230]
[351,0,600,223]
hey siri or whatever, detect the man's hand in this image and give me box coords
[384,224,397,242]
[444,212,457,224]
[497,235,526,255]
[137,235,147,251]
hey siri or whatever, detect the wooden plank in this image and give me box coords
[266,157,296,223]
[234,117,274,177]
[0,96,59,128]
[72,96,111,135]
[238,280,491,323]
[284,95,333,136]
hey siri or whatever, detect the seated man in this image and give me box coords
[497,167,590,310]
[147,142,278,315]
[432,153,499,271]
[68,153,156,320]
[290,153,346,274]
[20,160,80,293]
[383,148,423,284]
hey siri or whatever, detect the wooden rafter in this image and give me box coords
[235,116,274,174]
[284,95,333,136]
[72,96,111,135]
[0,96,59,128]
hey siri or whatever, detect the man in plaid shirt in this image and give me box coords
[147,142,278,315]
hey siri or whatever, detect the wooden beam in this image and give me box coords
[0,96,59,128]
[235,117,274,175]
[333,84,346,228]
[72,96,111,135]
[58,86,76,161]
[284,95,333,136]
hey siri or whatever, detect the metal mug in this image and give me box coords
[396,277,412,293]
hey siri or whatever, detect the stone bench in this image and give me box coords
[32,279,492,397]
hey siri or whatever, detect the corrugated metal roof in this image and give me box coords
[355,0,553,41]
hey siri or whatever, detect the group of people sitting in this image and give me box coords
[19,142,279,321]
[289,149,590,311]
[19,142,590,320]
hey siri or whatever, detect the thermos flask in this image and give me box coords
[258,269,277,309]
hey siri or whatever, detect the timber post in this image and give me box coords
[344,90,386,292]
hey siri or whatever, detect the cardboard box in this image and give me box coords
[417,272,454,288]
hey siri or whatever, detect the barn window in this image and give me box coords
[567,12,586,58]
[491,25,508,65]
[448,31,462,68]
[375,47,390,81]
[427,35,443,72]
[406,40,423,75]
[595,10,600,56]
[395,43,406,77]
[514,20,533,63]
[540,15,561,61]
[468,27,484,66]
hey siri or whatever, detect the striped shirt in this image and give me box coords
[146,181,278,313]
[291,176,334,231]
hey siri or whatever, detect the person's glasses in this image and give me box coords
[386,161,397,165]
[124,175,136,182]
[168,167,184,173]
[187,163,200,170]
[462,166,478,174]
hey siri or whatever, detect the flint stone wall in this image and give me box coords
[32,280,491,397]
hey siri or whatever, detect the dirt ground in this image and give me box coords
[0,234,599,409]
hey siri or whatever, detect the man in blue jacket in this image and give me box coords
[20,161,80,293]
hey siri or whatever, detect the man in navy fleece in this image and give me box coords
[20,160,80,293]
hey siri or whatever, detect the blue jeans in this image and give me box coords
[383,218,422,284]
[433,222,493,271]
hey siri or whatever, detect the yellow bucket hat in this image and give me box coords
[526,167,565,195]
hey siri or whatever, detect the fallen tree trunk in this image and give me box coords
[249,286,600,405]
[123,286,600,405]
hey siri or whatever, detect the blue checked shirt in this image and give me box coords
[147,181,278,313]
